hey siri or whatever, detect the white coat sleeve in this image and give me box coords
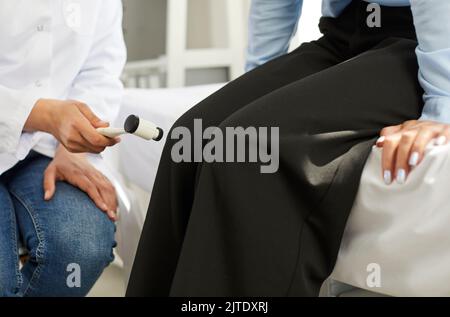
[66,0,127,124]
[0,85,42,154]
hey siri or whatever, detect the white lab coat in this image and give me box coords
[0,0,126,175]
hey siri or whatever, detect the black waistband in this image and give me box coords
[319,0,416,56]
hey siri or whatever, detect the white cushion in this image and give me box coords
[332,142,450,296]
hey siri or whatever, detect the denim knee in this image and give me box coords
[44,215,116,273]
[33,196,115,295]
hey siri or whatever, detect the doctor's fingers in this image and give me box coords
[86,171,118,221]
[43,165,58,200]
[77,118,119,152]
[65,172,112,217]
[62,124,117,153]
[74,102,109,128]
[63,134,102,153]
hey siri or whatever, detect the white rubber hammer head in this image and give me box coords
[124,115,164,141]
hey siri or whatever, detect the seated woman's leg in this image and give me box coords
[130,38,423,296]
[0,183,20,296]
[5,154,115,297]
[127,37,347,297]
[173,38,423,296]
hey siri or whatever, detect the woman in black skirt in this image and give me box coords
[127,1,450,296]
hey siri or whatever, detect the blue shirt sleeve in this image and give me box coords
[246,0,303,71]
[411,0,450,123]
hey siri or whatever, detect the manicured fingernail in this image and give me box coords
[44,191,50,200]
[396,169,406,184]
[436,136,447,146]
[101,203,108,211]
[383,170,392,185]
[376,136,385,144]
[409,152,420,167]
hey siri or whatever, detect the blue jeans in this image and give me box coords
[0,152,116,297]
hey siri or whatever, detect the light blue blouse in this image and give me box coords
[247,0,450,123]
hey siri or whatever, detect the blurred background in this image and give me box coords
[89,0,322,297]
[121,0,322,88]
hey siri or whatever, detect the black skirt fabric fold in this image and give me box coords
[127,1,422,296]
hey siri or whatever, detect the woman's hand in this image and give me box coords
[25,99,120,153]
[43,145,118,221]
[376,120,450,185]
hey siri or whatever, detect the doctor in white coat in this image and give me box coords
[0,0,126,296]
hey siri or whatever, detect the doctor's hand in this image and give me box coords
[376,120,450,185]
[25,99,120,153]
[43,145,118,221]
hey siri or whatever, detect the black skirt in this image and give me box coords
[127,1,422,296]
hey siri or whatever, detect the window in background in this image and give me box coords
[122,0,246,88]
[121,0,321,88]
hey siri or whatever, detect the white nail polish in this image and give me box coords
[409,152,419,166]
[436,136,447,146]
[396,169,406,184]
[376,136,385,144]
[383,170,392,185]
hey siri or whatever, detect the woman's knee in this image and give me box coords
[169,88,232,138]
